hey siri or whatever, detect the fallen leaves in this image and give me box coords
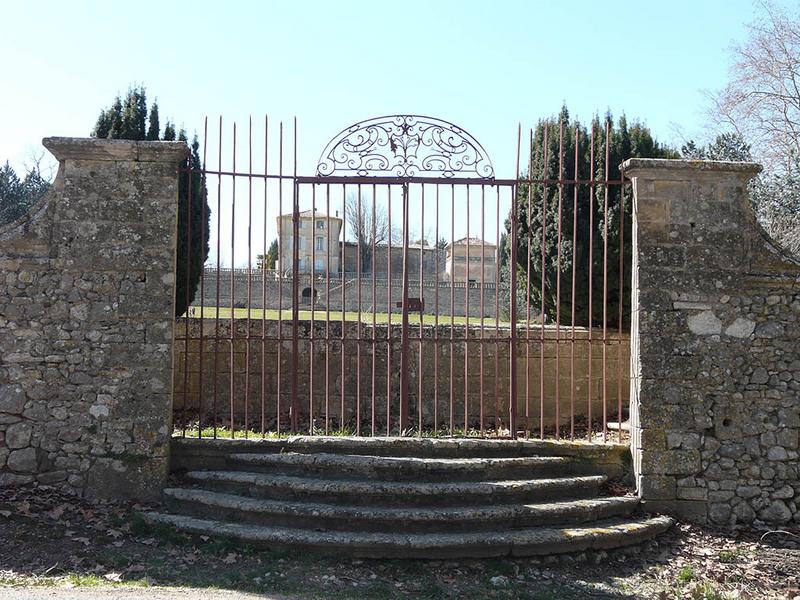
[0,483,798,600]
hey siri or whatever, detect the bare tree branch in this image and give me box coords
[343,192,390,273]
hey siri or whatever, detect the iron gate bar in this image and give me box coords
[602,120,610,443]
[387,185,393,436]
[229,122,237,436]
[434,184,440,432]
[277,121,285,435]
[176,114,631,441]
[261,116,269,436]
[418,184,425,436]
[570,126,579,440]
[525,129,533,435]
[291,118,300,433]
[198,118,209,438]
[587,125,595,439]
[326,183,332,434]
[400,182,410,433]
[341,183,347,434]
[464,185,469,434]
[494,186,501,433]
[509,124,521,439]
[449,183,455,434]
[357,184,363,436]
[539,126,549,439]
[191,173,628,185]
[618,157,625,443]
[370,184,377,436]
[212,117,222,437]
[245,117,253,439]
[296,175,627,185]
[309,186,316,435]
[480,185,486,435]
[555,121,564,440]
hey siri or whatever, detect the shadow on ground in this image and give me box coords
[0,484,798,599]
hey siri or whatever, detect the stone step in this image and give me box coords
[171,436,629,479]
[141,511,674,559]
[163,487,640,533]
[183,470,606,507]
[224,452,594,482]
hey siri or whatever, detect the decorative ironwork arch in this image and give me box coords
[316,115,494,178]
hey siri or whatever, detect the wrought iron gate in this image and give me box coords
[174,115,630,441]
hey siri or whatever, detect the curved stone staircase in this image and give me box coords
[143,437,672,558]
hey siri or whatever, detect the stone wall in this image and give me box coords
[195,270,498,318]
[0,137,186,500]
[173,318,629,433]
[624,158,800,527]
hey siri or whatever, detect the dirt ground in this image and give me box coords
[0,483,798,600]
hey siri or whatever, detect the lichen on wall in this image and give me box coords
[0,137,187,500]
[624,158,800,527]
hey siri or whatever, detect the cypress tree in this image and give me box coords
[146,101,160,141]
[93,110,112,139]
[501,107,676,328]
[175,134,209,317]
[109,96,123,139]
[0,161,49,225]
[163,120,176,141]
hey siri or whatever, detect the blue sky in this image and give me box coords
[2,0,780,175]
[1,0,787,264]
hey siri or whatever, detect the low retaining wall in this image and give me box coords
[173,318,630,433]
[195,271,498,318]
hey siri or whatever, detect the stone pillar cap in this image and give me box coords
[43,137,189,163]
[620,158,762,175]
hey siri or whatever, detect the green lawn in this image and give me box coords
[186,306,509,326]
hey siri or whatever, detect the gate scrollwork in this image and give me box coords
[316,115,494,178]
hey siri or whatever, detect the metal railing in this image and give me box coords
[174,115,630,442]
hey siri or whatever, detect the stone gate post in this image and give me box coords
[623,158,800,526]
[0,137,187,500]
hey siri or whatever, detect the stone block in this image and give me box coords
[642,449,701,475]
[5,422,32,449]
[638,474,676,500]
[758,500,792,523]
[643,499,707,524]
[0,385,26,414]
[85,455,168,501]
[7,448,37,472]
[677,486,708,501]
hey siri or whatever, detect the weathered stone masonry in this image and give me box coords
[624,159,800,526]
[0,137,186,500]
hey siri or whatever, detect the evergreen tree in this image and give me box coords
[501,107,677,327]
[163,120,176,141]
[257,239,279,270]
[175,132,209,316]
[0,161,50,225]
[91,86,210,316]
[681,132,752,162]
[146,101,160,141]
[680,133,798,257]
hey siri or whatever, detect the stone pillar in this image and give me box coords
[623,158,800,526]
[0,137,187,500]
